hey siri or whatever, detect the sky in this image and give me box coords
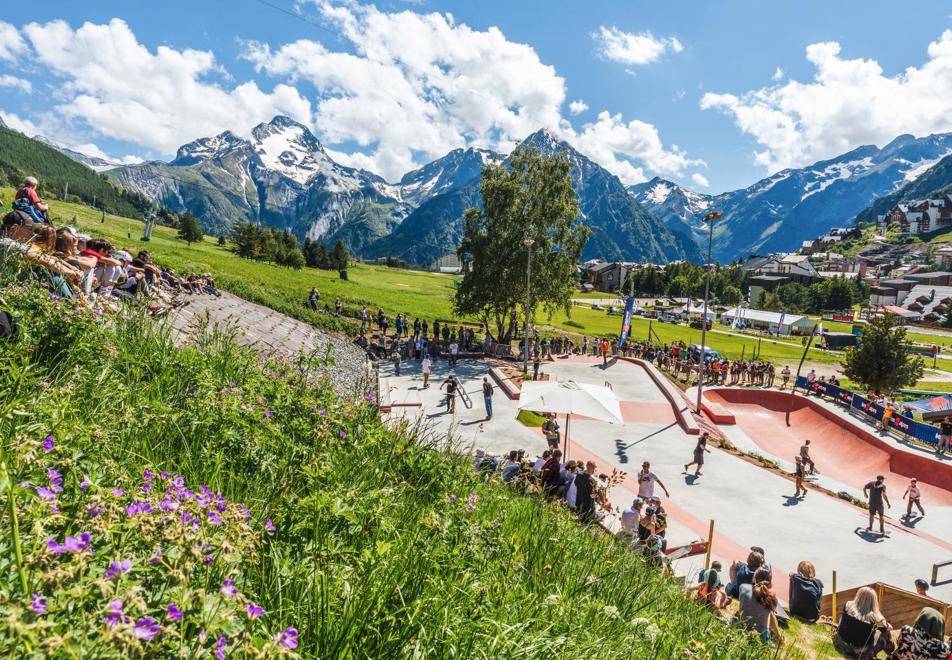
[1,0,952,193]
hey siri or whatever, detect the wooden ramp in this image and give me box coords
[820,582,951,630]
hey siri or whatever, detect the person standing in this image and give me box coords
[532,351,541,381]
[903,478,925,519]
[421,355,432,389]
[392,350,401,376]
[800,440,817,475]
[574,461,597,523]
[600,338,610,367]
[881,401,896,432]
[308,287,319,309]
[938,416,952,455]
[793,457,807,499]
[449,340,459,367]
[360,305,368,333]
[780,366,791,390]
[864,475,890,535]
[805,369,817,391]
[637,462,670,500]
[334,297,342,317]
[684,432,712,477]
[440,375,458,414]
[482,377,494,420]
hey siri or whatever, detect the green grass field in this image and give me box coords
[13,188,952,378]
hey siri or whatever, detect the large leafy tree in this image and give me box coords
[844,315,924,393]
[455,148,589,341]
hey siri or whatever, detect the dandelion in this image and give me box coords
[215,634,227,660]
[133,616,162,642]
[104,559,132,579]
[30,592,47,615]
[42,435,54,452]
[246,602,265,619]
[273,627,299,650]
[264,518,276,533]
[220,578,237,597]
[166,603,183,621]
[104,600,126,626]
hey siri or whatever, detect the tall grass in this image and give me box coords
[0,256,773,657]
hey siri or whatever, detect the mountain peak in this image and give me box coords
[172,130,248,166]
[520,128,571,154]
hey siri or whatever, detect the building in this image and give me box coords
[719,307,816,335]
[584,261,640,292]
[432,253,462,274]
[876,196,952,235]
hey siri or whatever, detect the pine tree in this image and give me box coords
[177,212,204,245]
[331,240,349,271]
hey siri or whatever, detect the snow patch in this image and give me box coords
[902,152,951,182]
[644,182,673,205]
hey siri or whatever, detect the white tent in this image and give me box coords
[720,307,816,335]
[519,380,623,459]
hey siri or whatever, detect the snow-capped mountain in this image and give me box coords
[397,147,500,207]
[855,152,952,225]
[628,177,712,243]
[627,133,952,261]
[365,129,701,265]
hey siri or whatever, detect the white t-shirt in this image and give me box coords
[532,457,546,473]
[637,471,659,498]
[907,486,921,499]
[421,358,432,374]
[620,507,641,532]
[566,480,577,509]
[450,343,459,355]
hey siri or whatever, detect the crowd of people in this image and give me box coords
[1,176,220,308]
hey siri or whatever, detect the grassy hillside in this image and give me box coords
[0,127,154,219]
[0,259,769,657]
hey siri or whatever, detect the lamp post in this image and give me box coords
[696,211,722,413]
[523,238,535,375]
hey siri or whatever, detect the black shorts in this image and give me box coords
[869,502,884,516]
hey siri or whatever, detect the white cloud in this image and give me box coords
[0,111,40,135]
[0,21,27,63]
[0,74,31,93]
[701,30,952,172]
[593,26,684,67]
[68,142,143,165]
[690,172,710,188]
[16,18,312,154]
[771,67,784,81]
[568,100,588,115]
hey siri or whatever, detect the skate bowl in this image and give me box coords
[705,388,952,504]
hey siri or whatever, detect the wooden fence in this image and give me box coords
[820,582,951,630]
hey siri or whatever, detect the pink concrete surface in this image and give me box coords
[706,388,952,506]
[620,401,678,425]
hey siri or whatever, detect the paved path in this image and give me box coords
[382,355,952,602]
[169,291,372,398]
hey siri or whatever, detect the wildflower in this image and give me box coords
[466,492,479,511]
[338,430,346,438]
[30,592,47,615]
[143,470,154,481]
[166,603,183,621]
[159,471,170,479]
[133,616,162,642]
[246,602,265,619]
[158,497,179,512]
[125,502,154,516]
[274,627,299,650]
[148,548,163,564]
[264,518,276,533]
[104,559,132,579]
[543,594,560,605]
[215,634,227,660]
[318,408,327,417]
[111,487,125,497]
[220,578,237,597]
[602,605,620,619]
[87,505,103,518]
[207,511,223,526]
[237,504,250,519]
[263,409,274,418]
[42,435,54,452]
[63,532,92,553]
[447,493,458,503]
[79,476,91,491]
[48,469,63,493]
[104,600,126,626]
[35,486,57,502]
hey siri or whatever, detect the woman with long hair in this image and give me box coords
[834,586,894,657]
[736,567,779,642]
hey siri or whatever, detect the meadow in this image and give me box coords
[0,254,773,657]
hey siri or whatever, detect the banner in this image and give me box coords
[619,296,635,347]
[795,377,940,447]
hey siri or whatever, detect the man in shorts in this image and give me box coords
[938,415,952,455]
[799,440,817,475]
[793,457,807,499]
[440,375,458,414]
[863,475,890,535]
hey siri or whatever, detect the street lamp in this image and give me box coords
[696,211,722,413]
[523,238,535,375]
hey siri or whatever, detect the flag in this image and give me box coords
[777,310,786,334]
[619,296,635,347]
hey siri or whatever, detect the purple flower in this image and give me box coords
[318,408,327,417]
[104,600,126,626]
[207,511,223,526]
[48,469,63,493]
[264,518,276,533]
[79,476,91,491]
[104,559,132,579]
[237,504,250,519]
[30,592,46,615]
[215,634,227,660]
[166,602,183,621]
[63,532,92,553]
[148,548,163,564]
[466,492,479,512]
[274,627,299,650]
[263,409,274,418]
[133,616,162,641]
[87,505,103,518]
[158,497,178,512]
[35,486,57,502]
[42,435,54,452]
[220,578,237,597]
[143,470,154,481]
[159,471,170,480]
[46,538,66,555]
[246,602,265,619]
[124,501,153,516]
[111,487,125,497]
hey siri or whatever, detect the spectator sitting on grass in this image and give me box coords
[690,561,732,614]
[620,497,643,535]
[727,550,764,598]
[832,586,894,658]
[735,567,779,643]
[788,561,823,622]
[500,451,521,482]
[891,607,949,659]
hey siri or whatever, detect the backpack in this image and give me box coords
[0,310,19,341]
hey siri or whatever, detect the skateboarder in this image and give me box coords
[793,456,807,499]
[799,440,817,475]
[421,355,432,389]
[902,478,925,519]
[482,377,494,420]
[863,475,890,535]
[684,432,712,477]
[440,375,458,414]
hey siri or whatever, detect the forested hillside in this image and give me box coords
[0,127,155,219]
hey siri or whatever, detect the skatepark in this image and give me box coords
[380,354,952,603]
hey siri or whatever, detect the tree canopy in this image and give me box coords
[843,315,924,394]
[176,211,204,246]
[455,148,589,341]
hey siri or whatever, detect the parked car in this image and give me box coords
[689,318,712,330]
[687,344,720,361]
[657,314,681,324]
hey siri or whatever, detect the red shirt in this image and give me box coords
[79,249,104,262]
[15,187,41,205]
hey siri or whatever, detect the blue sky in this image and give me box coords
[2,1,951,192]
